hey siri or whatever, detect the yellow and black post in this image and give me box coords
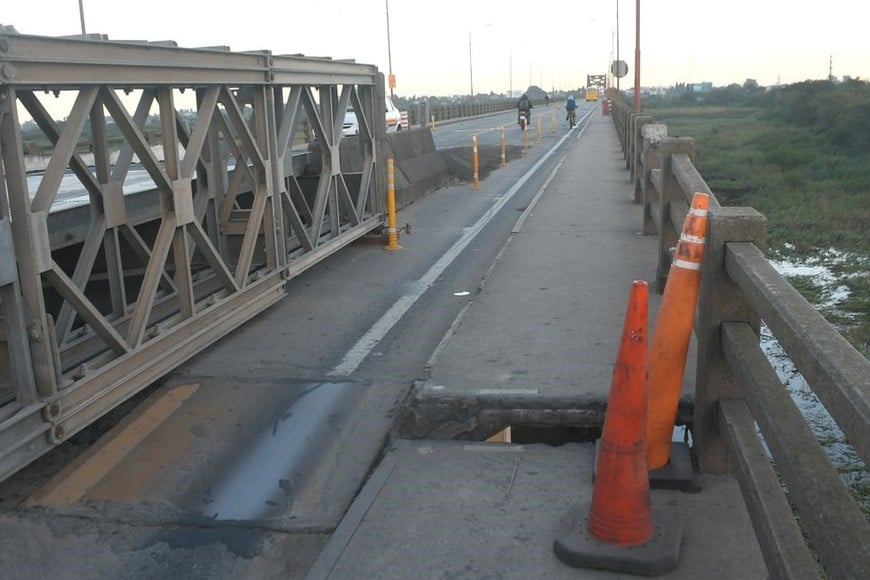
[500,126,506,167]
[472,133,480,190]
[385,158,402,251]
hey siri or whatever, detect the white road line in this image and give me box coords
[329,122,581,377]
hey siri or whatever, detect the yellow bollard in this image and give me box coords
[500,126,506,167]
[472,133,480,190]
[536,117,542,144]
[384,158,402,251]
[523,123,529,153]
[551,112,557,134]
[430,115,436,131]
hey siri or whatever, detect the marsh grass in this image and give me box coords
[645,98,869,358]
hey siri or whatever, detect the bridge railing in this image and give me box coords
[405,100,518,127]
[613,101,870,578]
[0,29,387,482]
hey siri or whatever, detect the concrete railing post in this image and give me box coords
[630,116,653,188]
[654,137,696,291]
[638,123,667,209]
[693,207,766,474]
[613,102,627,150]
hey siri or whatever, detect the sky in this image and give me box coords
[3,1,870,97]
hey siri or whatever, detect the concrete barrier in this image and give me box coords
[384,128,449,210]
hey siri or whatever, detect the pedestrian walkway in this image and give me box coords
[403,111,696,438]
[308,113,768,578]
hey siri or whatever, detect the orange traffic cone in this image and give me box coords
[588,280,652,545]
[646,192,710,473]
[554,280,681,575]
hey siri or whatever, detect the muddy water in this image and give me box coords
[760,328,869,516]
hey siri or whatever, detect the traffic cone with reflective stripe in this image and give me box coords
[646,192,710,479]
[554,280,681,575]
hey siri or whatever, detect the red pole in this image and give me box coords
[634,0,641,111]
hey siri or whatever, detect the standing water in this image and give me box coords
[763,251,870,517]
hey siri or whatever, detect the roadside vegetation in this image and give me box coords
[641,79,870,358]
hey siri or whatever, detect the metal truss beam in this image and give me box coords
[0,29,385,481]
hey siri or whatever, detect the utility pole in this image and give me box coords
[385,0,394,99]
[78,0,87,34]
[616,0,620,99]
[634,0,641,111]
[469,31,474,101]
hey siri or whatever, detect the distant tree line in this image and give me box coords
[644,78,870,156]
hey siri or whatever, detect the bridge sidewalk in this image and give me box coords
[402,110,696,438]
[307,113,767,578]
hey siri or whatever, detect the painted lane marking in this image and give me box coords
[329,125,579,377]
[26,383,199,508]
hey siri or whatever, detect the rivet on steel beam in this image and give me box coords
[47,402,61,419]
[1,64,15,79]
[72,364,89,380]
[54,425,65,441]
[28,324,42,341]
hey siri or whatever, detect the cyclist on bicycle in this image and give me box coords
[565,94,577,124]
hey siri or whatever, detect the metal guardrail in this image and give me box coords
[406,100,518,127]
[0,29,387,482]
[613,101,870,578]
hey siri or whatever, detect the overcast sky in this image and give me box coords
[4,1,869,97]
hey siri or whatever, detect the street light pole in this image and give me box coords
[78,0,87,34]
[634,0,641,111]
[469,31,474,102]
[385,0,394,99]
[616,0,620,99]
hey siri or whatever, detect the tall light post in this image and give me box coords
[634,0,641,111]
[468,31,474,101]
[385,0,394,99]
[509,50,512,97]
[616,0,620,99]
[78,0,87,34]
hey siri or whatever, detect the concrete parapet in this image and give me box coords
[384,128,449,210]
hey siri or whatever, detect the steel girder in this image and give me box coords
[0,29,385,482]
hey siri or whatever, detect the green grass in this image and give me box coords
[644,102,870,359]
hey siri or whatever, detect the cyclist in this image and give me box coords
[565,95,577,126]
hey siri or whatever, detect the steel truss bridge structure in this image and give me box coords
[0,28,388,482]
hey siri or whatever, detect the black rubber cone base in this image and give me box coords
[649,442,697,492]
[553,498,682,576]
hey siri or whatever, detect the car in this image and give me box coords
[342,97,404,137]
[384,96,403,133]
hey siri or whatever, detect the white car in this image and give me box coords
[342,97,404,136]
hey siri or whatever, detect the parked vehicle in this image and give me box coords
[342,97,404,137]
[384,96,403,133]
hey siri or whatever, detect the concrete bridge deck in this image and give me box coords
[0,113,768,579]
[307,114,766,578]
